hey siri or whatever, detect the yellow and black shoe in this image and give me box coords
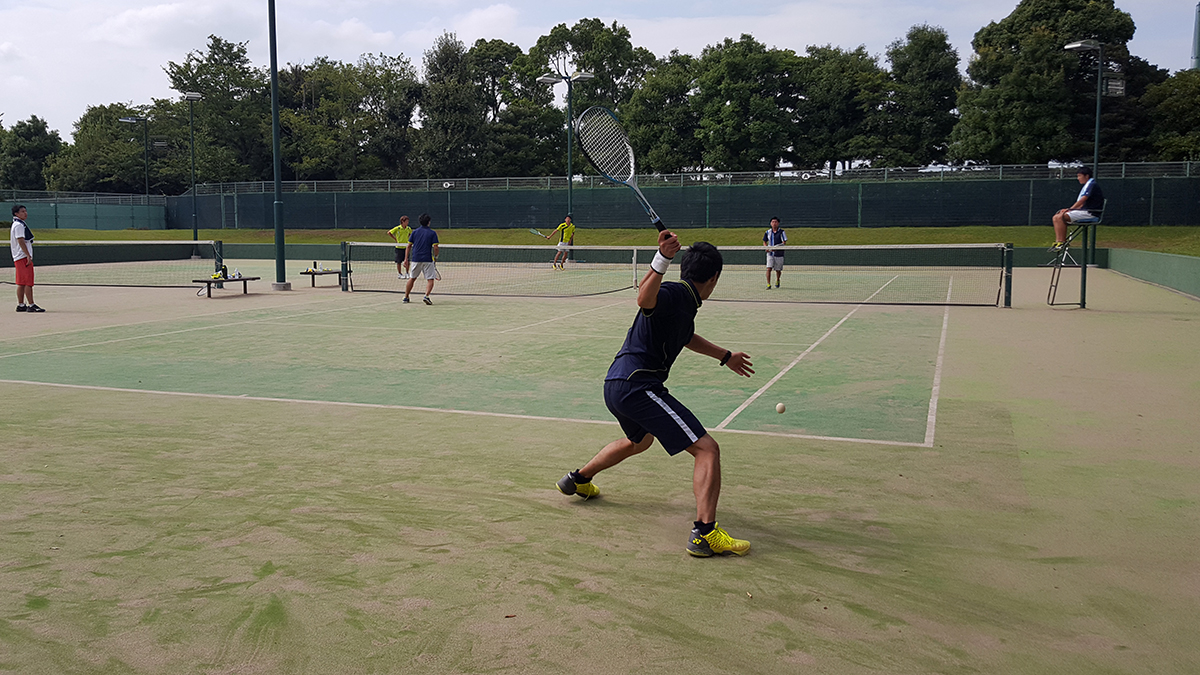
[687,523,750,557]
[556,472,599,500]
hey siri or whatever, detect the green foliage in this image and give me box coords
[0,115,63,190]
[884,25,961,166]
[416,32,487,178]
[1144,70,1200,160]
[949,0,1137,164]
[793,45,889,170]
[624,51,702,173]
[691,35,797,171]
[44,104,148,193]
[164,36,271,182]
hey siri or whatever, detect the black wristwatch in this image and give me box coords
[719,350,732,367]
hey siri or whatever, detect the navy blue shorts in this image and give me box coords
[604,379,706,456]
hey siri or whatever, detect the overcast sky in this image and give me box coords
[0,1,1193,141]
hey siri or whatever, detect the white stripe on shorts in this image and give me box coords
[645,390,699,444]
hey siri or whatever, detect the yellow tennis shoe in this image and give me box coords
[556,472,599,500]
[687,523,750,557]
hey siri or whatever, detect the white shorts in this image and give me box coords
[1065,210,1099,224]
[409,261,438,280]
[766,254,784,271]
[556,242,570,249]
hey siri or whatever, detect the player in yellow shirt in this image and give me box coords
[542,215,575,270]
[388,215,412,279]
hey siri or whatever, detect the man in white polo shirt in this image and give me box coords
[10,205,45,312]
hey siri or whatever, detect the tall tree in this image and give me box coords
[44,104,149,193]
[792,45,889,171]
[165,35,271,181]
[949,0,1136,164]
[416,32,486,178]
[624,51,703,173]
[520,19,655,111]
[1144,69,1200,160]
[0,116,64,190]
[884,25,961,166]
[691,35,797,171]
[469,39,524,123]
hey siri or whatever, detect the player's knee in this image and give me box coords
[689,434,719,459]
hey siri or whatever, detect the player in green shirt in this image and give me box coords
[388,216,412,279]
[542,215,575,270]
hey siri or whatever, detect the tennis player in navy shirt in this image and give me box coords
[557,230,756,557]
[404,213,439,305]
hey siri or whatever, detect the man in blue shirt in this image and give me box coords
[404,213,440,305]
[556,231,756,557]
[763,216,787,289]
[1051,167,1104,252]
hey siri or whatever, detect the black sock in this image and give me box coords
[570,470,590,484]
[694,520,715,535]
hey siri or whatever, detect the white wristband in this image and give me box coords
[650,251,673,275]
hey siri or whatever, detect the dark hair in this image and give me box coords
[418,213,431,227]
[12,204,25,216]
[770,216,781,224]
[1077,166,1093,177]
[680,241,723,284]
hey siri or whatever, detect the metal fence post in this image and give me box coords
[1003,244,1013,308]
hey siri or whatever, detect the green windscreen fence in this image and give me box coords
[2,201,166,230]
[166,177,1200,230]
[345,242,1012,306]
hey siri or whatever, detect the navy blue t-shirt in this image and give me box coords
[606,280,702,383]
[408,226,439,262]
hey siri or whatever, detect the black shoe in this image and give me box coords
[402,297,410,303]
[26,304,45,313]
[16,305,26,312]
[423,296,432,305]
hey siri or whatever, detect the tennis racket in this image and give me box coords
[529,228,547,238]
[575,106,665,232]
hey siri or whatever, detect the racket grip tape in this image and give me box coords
[652,217,665,232]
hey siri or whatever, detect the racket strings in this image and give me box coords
[576,110,635,183]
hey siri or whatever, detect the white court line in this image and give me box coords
[715,276,899,430]
[499,300,628,333]
[0,378,925,448]
[0,297,404,361]
[923,279,954,447]
[717,427,927,448]
[0,379,621,427]
[0,293,384,344]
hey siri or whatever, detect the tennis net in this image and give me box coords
[344,242,1012,306]
[2,240,223,288]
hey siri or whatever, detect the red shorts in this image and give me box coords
[14,258,34,286]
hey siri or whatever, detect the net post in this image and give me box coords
[632,247,638,288]
[1080,224,1088,309]
[1003,243,1013,308]
[340,241,350,292]
[214,240,223,272]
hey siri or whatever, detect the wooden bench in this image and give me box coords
[299,269,343,287]
[193,276,260,297]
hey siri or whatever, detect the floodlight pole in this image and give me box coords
[184,92,203,243]
[118,116,150,199]
[538,71,594,218]
[1065,39,1105,308]
[268,0,289,290]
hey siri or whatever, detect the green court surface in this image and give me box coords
[1,265,1197,674]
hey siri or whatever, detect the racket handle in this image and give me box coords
[652,217,665,232]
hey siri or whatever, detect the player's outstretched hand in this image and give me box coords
[658,230,681,259]
[726,352,754,377]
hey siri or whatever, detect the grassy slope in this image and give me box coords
[20,225,1200,257]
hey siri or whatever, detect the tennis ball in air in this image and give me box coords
[776,403,786,414]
